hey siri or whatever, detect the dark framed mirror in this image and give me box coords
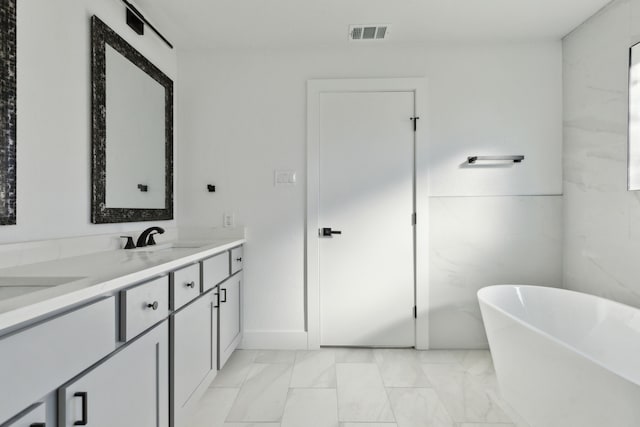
[91,16,173,223]
[0,0,16,225]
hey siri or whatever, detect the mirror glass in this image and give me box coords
[0,0,16,225]
[105,45,165,209]
[91,16,173,223]
[629,42,640,190]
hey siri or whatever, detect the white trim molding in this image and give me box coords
[306,78,430,350]
[240,330,309,350]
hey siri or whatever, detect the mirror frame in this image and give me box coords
[0,0,16,225]
[630,41,640,190]
[91,16,173,224]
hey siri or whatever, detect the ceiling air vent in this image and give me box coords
[349,25,389,41]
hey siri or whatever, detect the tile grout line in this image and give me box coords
[334,353,342,423]
[279,359,297,425]
[375,357,398,424]
[220,351,258,424]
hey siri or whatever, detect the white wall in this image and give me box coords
[178,43,564,348]
[563,0,640,305]
[0,0,177,244]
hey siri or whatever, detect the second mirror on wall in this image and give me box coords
[630,41,640,190]
[0,0,16,226]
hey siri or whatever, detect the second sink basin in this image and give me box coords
[0,276,85,287]
[128,242,207,253]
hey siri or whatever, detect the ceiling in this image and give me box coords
[133,0,612,49]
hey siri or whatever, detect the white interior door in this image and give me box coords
[319,91,415,347]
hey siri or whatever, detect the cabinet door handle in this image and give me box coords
[74,392,88,425]
[185,281,196,289]
[214,292,220,308]
[220,288,227,303]
[147,301,159,310]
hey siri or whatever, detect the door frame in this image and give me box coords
[306,78,429,350]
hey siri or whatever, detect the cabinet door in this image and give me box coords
[219,274,241,368]
[3,402,46,427]
[0,297,115,424]
[171,290,218,427]
[58,321,169,427]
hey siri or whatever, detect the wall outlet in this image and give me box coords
[223,213,235,228]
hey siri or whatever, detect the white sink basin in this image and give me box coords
[0,276,85,287]
[0,276,86,300]
[128,241,208,253]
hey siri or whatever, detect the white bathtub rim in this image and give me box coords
[478,284,640,387]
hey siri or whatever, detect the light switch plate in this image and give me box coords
[274,170,297,186]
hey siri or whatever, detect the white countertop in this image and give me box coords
[0,238,245,334]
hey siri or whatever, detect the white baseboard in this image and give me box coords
[240,330,308,350]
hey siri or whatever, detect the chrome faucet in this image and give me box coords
[136,226,165,248]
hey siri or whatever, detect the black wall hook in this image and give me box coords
[138,184,148,192]
[207,184,216,192]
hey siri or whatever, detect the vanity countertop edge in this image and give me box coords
[0,238,246,334]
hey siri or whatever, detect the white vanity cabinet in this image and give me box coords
[218,272,242,368]
[171,289,218,427]
[0,240,244,427]
[2,402,46,427]
[58,320,169,427]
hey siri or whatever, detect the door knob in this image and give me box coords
[320,228,342,237]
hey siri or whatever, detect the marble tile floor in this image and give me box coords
[188,348,529,427]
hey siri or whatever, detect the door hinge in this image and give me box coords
[411,212,417,225]
[413,305,417,319]
[410,116,420,132]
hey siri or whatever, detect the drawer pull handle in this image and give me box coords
[185,281,196,289]
[30,424,46,427]
[235,257,242,262]
[220,288,227,303]
[74,391,88,425]
[147,301,159,310]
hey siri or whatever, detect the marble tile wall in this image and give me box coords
[563,0,640,307]
[429,196,563,348]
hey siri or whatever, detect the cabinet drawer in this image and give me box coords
[230,246,243,274]
[201,251,230,292]
[0,297,116,425]
[120,276,169,341]
[171,263,200,310]
[3,402,46,427]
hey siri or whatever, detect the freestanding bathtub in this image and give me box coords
[478,285,640,427]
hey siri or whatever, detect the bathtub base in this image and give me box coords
[481,302,640,427]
